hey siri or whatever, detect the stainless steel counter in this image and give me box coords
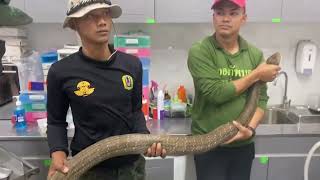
[2,100,320,137]
[0,118,192,140]
[0,101,15,120]
[146,118,192,135]
[1,117,320,141]
[1,111,320,180]
[0,100,192,139]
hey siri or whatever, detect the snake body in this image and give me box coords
[50,52,281,180]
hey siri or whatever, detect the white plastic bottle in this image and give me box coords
[157,90,164,120]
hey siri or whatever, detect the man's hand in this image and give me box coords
[47,151,69,179]
[144,143,167,158]
[223,121,254,145]
[254,63,281,82]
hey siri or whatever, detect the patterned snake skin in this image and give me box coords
[50,52,281,180]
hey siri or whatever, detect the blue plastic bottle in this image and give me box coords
[13,96,27,129]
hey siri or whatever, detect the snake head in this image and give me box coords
[266,52,281,65]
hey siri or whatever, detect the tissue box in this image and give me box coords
[116,47,151,58]
[25,112,47,123]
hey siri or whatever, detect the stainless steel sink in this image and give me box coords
[287,105,320,124]
[261,106,294,124]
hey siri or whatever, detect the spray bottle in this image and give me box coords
[12,96,27,129]
[157,90,164,120]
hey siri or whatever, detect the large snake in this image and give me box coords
[50,52,281,180]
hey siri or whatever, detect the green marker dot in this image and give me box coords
[259,156,269,165]
[146,18,156,24]
[272,18,281,23]
[43,159,52,167]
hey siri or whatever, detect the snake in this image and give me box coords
[50,52,281,180]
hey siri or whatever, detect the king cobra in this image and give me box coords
[50,52,281,180]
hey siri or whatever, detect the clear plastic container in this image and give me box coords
[15,52,44,93]
[114,35,151,48]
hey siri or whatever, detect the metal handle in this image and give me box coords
[0,146,40,178]
[2,63,16,67]
[6,152,40,177]
[20,158,40,178]
[7,152,40,177]
[2,70,16,74]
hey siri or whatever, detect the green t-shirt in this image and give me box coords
[187,35,269,147]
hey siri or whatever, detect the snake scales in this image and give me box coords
[50,52,281,180]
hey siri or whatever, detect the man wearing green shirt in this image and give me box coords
[187,0,281,179]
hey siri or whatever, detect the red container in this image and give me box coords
[152,108,157,120]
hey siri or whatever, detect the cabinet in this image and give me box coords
[112,0,155,23]
[267,157,320,180]
[282,0,320,22]
[246,0,282,22]
[24,0,154,23]
[10,0,25,11]
[250,158,268,180]
[25,0,68,23]
[155,0,212,23]
[17,0,320,23]
[146,158,174,180]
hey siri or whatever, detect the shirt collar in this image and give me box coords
[210,33,248,52]
[78,44,117,66]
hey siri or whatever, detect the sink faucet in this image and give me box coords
[274,71,291,109]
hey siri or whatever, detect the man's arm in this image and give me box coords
[233,63,280,96]
[248,107,265,129]
[131,60,150,134]
[249,76,269,128]
[131,60,166,158]
[222,47,274,144]
[224,107,264,144]
[225,58,272,144]
[46,65,70,178]
[46,65,69,156]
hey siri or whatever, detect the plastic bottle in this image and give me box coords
[13,96,27,129]
[178,85,187,103]
[157,90,164,120]
[142,97,149,121]
[164,90,171,117]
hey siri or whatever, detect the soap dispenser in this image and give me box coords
[295,40,318,76]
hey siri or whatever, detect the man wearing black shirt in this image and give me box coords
[47,1,166,179]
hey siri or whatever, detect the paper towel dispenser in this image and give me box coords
[0,39,4,75]
[295,40,318,76]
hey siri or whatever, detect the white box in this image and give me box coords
[0,27,27,37]
[0,37,28,46]
[4,45,30,58]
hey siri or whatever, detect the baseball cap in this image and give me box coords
[211,0,246,9]
[63,0,122,29]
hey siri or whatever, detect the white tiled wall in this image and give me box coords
[26,23,320,106]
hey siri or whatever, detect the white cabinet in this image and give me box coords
[25,0,68,23]
[267,157,320,180]
[24,0,154,23]
[246,0,282,22]
[10,0,25,11]
[112,0,155,23]
[155,0,212,23]
[15,0,320,23]
[251,158,268,180]
[282,0,320,22]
